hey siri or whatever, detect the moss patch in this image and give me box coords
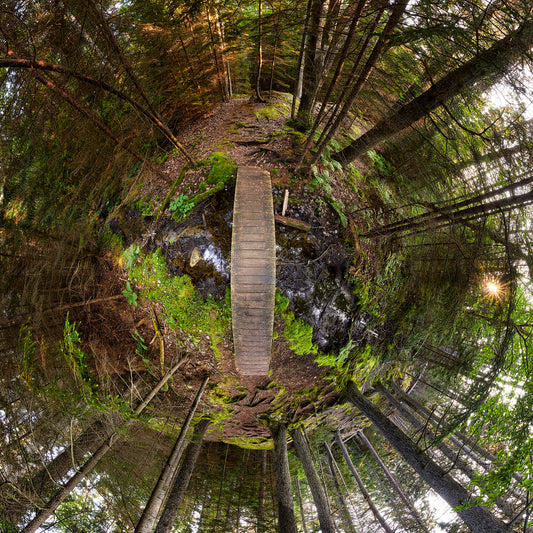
[127,249,229,359]
[207,152,237,185]
[275,291,318,356]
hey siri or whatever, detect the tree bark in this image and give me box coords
[257,449,268,532]
[296,0,368,168]
[333,18,533,164]
[291,0,313,119]
[334,431,395,533]
[291,427,335,533]
[269,424,299,533]
[346,382,513,533]
[362,174,533,238]
[135,376,209,533]
[153,418,211,533]
[376,383,518,519]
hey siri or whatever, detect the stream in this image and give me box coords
[108,185,358,352]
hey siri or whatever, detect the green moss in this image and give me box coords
[274,291,318,356]
[254,107,279,120]
[128,250,229,358]
[283,314,317,356]
[223,436,273,450]
[207,152,237,185]
[208,377,247,405]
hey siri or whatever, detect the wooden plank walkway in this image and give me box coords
[231,166,276,376]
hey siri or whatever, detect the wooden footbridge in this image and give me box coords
[231,166,276,376]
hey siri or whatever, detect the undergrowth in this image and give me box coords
[275,291,317,356]
[127,249,230,359]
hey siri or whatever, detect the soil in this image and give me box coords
[97,94,365,445]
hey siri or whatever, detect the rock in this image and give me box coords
[190,247,201,267]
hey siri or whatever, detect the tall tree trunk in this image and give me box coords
[362,174,533,238]
[206,6,227,102]
[257,449,267,532]
[291,0,313,119]
[334,431,394,533]
[85,0,154,114]
[291,428,335,533]
[376,383,519,518]
[269,8,281,98]
[84,0,196,164]
[296,0,325,128]
[390,382,494,467]
[255,0,266,102]
[296,478,308,533]
[1,419,110,522]
[315,0,408,161]
[356,430,430,533]
[333,18,533,164]
[20,358,187,533]
[346,382,513,533]
[324,444,356,533]
[0,53,196,165]
[153,418,211,533]
[269,424,299,533]
[296,0,367,168]
[135,376,209,533]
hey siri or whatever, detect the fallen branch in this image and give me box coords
[275,215,311,232]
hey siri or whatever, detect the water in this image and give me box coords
[108,185,357,352]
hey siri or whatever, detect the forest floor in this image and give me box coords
[98,93,369,447]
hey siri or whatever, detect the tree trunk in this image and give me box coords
[346,382,513,533]
[296,0,367,168]
[269,424,299,533]
[255,0,266,102]
[135,376,209,533]
[324,444,356,533]
[315,0,407,161]
[377,383,519,518]
[296,478,308,533]
[333,18,533,164]
[20,359,187,533]
[30,419,110,494]
[291,427,335,533]
[296,0,325,128]
[153,418,211,533]
[334,431,394,533]
[390,382,495,468]
[356,430,430,533]
[362,174,533,238]
[85,0,154,114]
[291,0,313,119]
[257,449,267,532]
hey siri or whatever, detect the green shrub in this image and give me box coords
[169,193,195,222]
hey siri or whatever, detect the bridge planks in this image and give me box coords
[231,166,276,376]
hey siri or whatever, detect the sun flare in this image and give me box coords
[482,276,506,300]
